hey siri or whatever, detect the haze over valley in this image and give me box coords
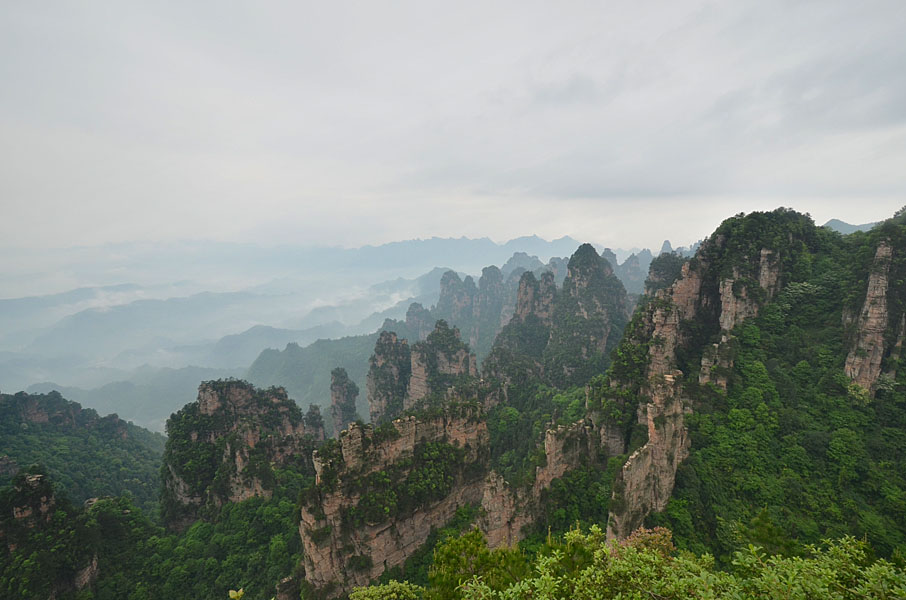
[2,2,906,599]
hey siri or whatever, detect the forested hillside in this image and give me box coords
[645,210,906,559]
[0,391,165,515]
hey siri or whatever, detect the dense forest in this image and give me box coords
[2,209,906,599]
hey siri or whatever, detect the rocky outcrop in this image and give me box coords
[718,249,781,332]
[545,244,631,387]
[468,266,507,353]
[300,408,490,594]
[607,236,783,539]
[435,271,477,327]
[698,338,733,389]
[605,216,810,540]
[368,322,478,423]
[330,367,360,438]
[514,271,556,325]
[6,473,56,529]
[605,260,705,539]
[404,303,434,341]
[845,241,893,393]
[300,406,601,597]
[607,373,689,540]
[73,554,100,592]
[160,380,320,528]
[485,245,630,390]
[366,332,411,424]
[407,338,477,405]
[432,267,516,361]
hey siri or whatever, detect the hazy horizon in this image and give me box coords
[3,2,904,253]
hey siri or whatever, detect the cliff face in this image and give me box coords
[160,380,321,528]
[845,241,893,394]
[403,302,434,342]
[366,332,411,424]
[299,408,490,593]
[605,229,786,539]
[299,407,601,597]
[435,271,477,327]
[330,367,360,438]
[368,322,477,424]
[514,270,556,324]
[4,473,56,532]
[544,244,631,388]
[407,332,478,405]
[432,268,514,361]
[477,418,599,550]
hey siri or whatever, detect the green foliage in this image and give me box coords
[355,526,906,600]
[0,467,161,600]
[351,580,425,600]
[646,252,687,295]
[427,529,530,600]
[529,458,626,537]
[453,526,906,600]
[0,391,165,516]
[1,465,309,600]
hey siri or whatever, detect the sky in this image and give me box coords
[1,0,904,253]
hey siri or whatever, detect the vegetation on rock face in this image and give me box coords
[342,442,467,528]
[330,367,360,436]
[368,331,412,423]
[544,244,630,388]
[0,391,165,516]
[159,380,319,527]
[647,212,906,562]
[645,252,687,295]
[417,320,475,398]
[481,244,630,487]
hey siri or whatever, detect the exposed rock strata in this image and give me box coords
[300,411,601,597]
[368,322,477,423]
[301,410,490,593]
[845,241,893,393]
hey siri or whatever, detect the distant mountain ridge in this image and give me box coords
[823,218,879,234]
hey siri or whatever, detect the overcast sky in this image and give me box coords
[2,1,904,252]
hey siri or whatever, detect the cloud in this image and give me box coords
[0,0,903,254]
